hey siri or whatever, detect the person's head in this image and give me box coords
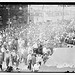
[12,49,15,52]
[32,53,36,57]
[36,62,40,65]
[38,54,41,57]
[0,41,2,46]
[4,44,7,50]
[32,53,34,56]
[6,50,9,53]
[15,38,18,40]
[34,54,36,57]
[45,53,48,56]
[36,54,38,57]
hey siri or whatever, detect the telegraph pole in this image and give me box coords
[8,5,11,28]
[62,5,64,21]
[6,5,11,28]
[28,5,30,24]
[62,5,66,21]
[42,5,44,22]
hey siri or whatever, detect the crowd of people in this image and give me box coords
[0,25,75,72]
[65,32,75,45]
[0,30,52,72]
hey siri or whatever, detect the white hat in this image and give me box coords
[33,43,38,48]
[6,49,9,52]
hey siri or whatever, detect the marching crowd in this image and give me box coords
[0,31,52,72]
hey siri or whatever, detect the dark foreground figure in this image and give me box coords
[5,66,13,72]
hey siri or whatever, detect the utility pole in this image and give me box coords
[62,5,66,21]
[7,5,11,28]
[62,5,64,21]
[42,5,44,22]
[28,5,30,24]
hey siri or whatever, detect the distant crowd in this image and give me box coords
[0,27,75,72]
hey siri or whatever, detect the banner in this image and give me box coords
[46,48,75,68]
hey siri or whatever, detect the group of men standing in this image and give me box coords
[0,32,52,72]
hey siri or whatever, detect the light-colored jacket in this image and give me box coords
[33,64,40,71]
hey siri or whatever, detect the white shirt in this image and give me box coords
[36,56,42,62]
[28,47,33,54]
[2,61,7,69]
[5,52,10,58]
[43,47,47,53]
[1,47,5,52]
[17,54,19,60]
[18,38,25,54]
[33,64,40,71]
[18,38,25,48]
[8,40,13,45]
[27,54,32,60]
[0,35,2,42]
[33,43,38,48]
[11,51,16,56]
[21,48,25,54]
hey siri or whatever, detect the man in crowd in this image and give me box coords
[0,49,3,71]
[1,43,7,71]
[5,50,11,68]
[32,62,40,72]
[27,53,32,70]
[36,54,43,66]
[28,46,33,55]
[33,43,38,54]
[11,50,16,66]
[18,37,25,63]
[1,45,6,61]
[32,54,36,67]
[33,43,38,49]
[43,46,48,54]
[0,33,3,44]
[38,44,43,55]
[23,48,28,65]
[43,53,48,64]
